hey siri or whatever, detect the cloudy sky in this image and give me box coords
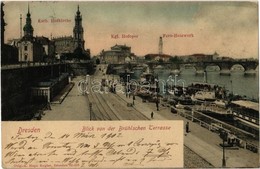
[3,1,258,58]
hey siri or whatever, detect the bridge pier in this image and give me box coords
[194,63,206,75]
[195,69,205,74]
[244,69,257,76]
[216,62,232,76]
[242,62,258,76]
[170,69,181,75]
[220,69,231,76]
[169,63,181,75]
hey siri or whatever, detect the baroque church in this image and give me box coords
[53,5,90,59]
[4,4,90,63]
[19,6,44,62]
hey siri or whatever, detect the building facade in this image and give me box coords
[53,6,87,57]
[144,53,172,62]
[18,6,44,62]
[19,40,43,62]
[35,36,55,59]
[101,44,136,64]
[53,36,77,54]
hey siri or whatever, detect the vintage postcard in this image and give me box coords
[1,0,259,168]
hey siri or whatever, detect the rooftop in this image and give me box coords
[231,100,259,111]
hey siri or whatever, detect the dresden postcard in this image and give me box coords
[1,1,259,168]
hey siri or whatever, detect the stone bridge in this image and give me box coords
[146,60,258,75]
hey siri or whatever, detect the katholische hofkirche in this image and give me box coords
[2,4,90,64]
[52,5,90,60]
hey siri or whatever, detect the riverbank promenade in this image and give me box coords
[117,90,258,168]
[41,64,259,168]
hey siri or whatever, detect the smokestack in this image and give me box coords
[20,14,22,38]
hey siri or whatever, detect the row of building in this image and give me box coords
[99,49,221,64]
[1,3,89,65]
[2,3,238,65]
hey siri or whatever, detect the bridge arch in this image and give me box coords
[233,61,258,75]
[230,64,245,72]
[205,64,221,71]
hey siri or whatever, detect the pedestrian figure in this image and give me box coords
[186,122,189,133]
[151,112,154,119]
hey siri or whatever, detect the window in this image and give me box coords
[24,45,28,51]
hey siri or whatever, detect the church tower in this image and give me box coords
[19,4,43,62]
[73,5,85,50]
[23,5,34,38]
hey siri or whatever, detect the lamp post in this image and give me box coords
[222,136,226,167]
[86,74,90,94]
[220,129,227,167]
[127,74,130,97]
[174,74,178,86]
[155,76,159,111]
[89,103,92,121]
[178,79,186,95]
[133,94,135,105]
[230,80,233,95]
[204,70,207,83]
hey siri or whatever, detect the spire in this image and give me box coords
[77,5,80,15]
[73,4,85,53]
[28,3,30,13]
[27,3,31,17]
[23,3,34,38]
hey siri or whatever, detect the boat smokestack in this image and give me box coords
[204,70,207,83]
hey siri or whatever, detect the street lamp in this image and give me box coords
[155,76,159,111]
[178,79,186,95]
[133,94,135,105]
[230,80,233,95]
[85,74,89,94]
[89,103,92,121]
[204,70,207,83]
[127,74,130,97]
[220,129,227,167]
[174,74,178,86]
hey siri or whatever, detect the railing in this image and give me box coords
[31,73,69,103]
[31,87,50,102]
[233,112,259,125]
[1,62,65,70]
[2,60,94,70]
[175,108,259,153]
[194,104,231,115]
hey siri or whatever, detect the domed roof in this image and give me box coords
[23,5,34,36]
[23,23,34,32]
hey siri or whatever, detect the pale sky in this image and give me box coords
[3,1,259,58]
